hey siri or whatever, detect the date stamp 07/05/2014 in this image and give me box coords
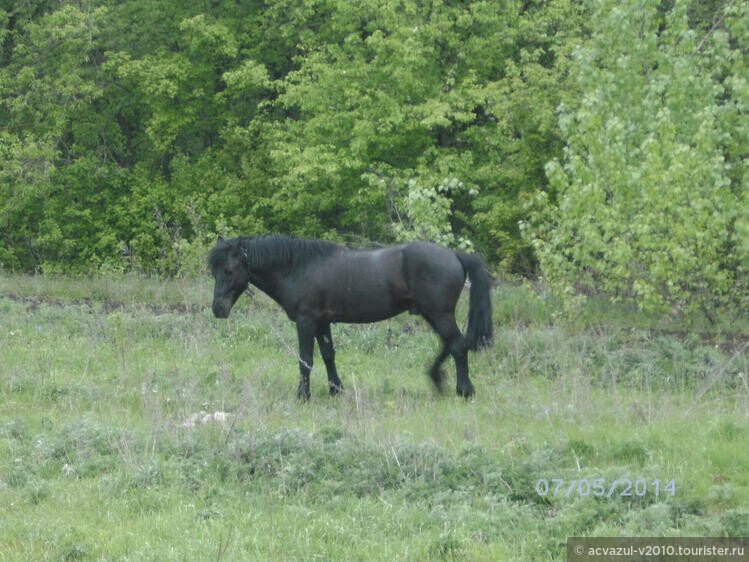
[535,478,676,499]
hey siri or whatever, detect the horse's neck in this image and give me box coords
[249,267,277,293]
[244,244,291,294]
[249,268,297,318]
[242,237,318,311]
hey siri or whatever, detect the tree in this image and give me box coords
[0,4,111,269]
[273,0,585,261]
[527,0,747,315]
[0,0,585,273]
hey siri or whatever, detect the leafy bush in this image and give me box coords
[392,178,475,250]
[526,0,748,315]
[0,0,586,275]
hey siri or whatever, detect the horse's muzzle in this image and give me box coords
[212,300,231,318]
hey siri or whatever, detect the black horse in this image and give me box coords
[208,235,493,400]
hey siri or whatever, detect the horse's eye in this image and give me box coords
[224,268,232,277]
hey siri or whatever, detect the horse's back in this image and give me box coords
[401,242,465,312]
[292,242,465,323]
[402,242,464,279]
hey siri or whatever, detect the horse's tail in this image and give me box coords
[456,252,493,351]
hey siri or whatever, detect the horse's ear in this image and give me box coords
[218,235,224,242]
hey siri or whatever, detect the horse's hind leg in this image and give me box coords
[452,343,473,398]
[428,346,450,392]
[425,314,474,398]
[316,323,343,396]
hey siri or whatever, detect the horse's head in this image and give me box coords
[208,237,250,318]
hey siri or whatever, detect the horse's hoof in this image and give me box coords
[428,369,445,393]
[456,385,474,399]
[329,382,343,396]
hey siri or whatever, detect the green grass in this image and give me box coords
[0,274,747,561]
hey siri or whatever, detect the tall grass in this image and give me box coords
[0,273,747,560]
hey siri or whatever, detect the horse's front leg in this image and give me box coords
[296,317,316,401]
[316,323,342,396]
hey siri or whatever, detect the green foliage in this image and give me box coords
[274,0,586,264]
[391,178,475,250]
[0,4,111,269]
[0,0,744,320]
[527,0,747,315]
[0,0,584,275]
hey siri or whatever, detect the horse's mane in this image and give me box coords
[245,235,339,271]
[209,235,339,273]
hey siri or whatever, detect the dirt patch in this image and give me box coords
[2,293,207,316]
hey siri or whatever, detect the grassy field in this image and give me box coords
[1,273,747,561]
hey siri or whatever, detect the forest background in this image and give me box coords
[1,0,746,316]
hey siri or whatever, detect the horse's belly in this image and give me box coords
[335,308,407,323]
[329,293,408,323]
